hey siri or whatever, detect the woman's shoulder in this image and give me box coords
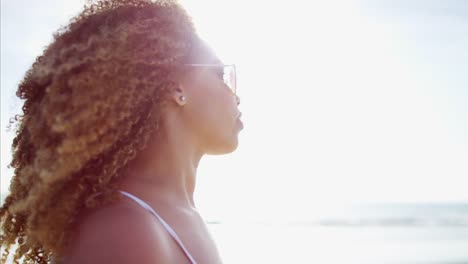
[62,199,174,264]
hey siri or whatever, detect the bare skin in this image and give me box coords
[63,51,242,263]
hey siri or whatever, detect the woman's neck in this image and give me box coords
[116,120,203,210]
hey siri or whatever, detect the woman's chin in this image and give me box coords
[206,137,239,155]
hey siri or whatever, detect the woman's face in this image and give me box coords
[179,58,243,155]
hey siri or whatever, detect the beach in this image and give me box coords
[209,222,468,264]
[207,203,468,264]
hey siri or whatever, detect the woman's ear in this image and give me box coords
[172,85,187,106]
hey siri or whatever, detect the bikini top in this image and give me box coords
[118,190,197,264]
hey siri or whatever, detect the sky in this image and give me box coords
[1,0,467,221]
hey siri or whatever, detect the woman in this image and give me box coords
[0,0,242,263]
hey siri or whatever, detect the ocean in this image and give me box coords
[207,203,468,264]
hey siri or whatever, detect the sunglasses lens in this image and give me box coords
[223,66,236,94]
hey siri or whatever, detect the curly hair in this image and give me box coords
[0,0,206,262]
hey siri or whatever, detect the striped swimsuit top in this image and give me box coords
[118,190,198,264]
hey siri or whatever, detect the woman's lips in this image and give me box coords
[236,112,243,129]
[237,118,244,129]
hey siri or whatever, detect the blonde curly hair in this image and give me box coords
[0,0,206,262]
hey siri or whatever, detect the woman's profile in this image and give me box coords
[0,0,242,263]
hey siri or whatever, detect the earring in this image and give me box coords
[179,95,186,105]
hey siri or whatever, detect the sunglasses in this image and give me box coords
[184,64,237,95]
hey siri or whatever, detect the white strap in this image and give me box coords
[118,190,198,264]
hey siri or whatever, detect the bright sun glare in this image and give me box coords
[1,0,468,223]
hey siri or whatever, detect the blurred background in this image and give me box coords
[1,0,468,263]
